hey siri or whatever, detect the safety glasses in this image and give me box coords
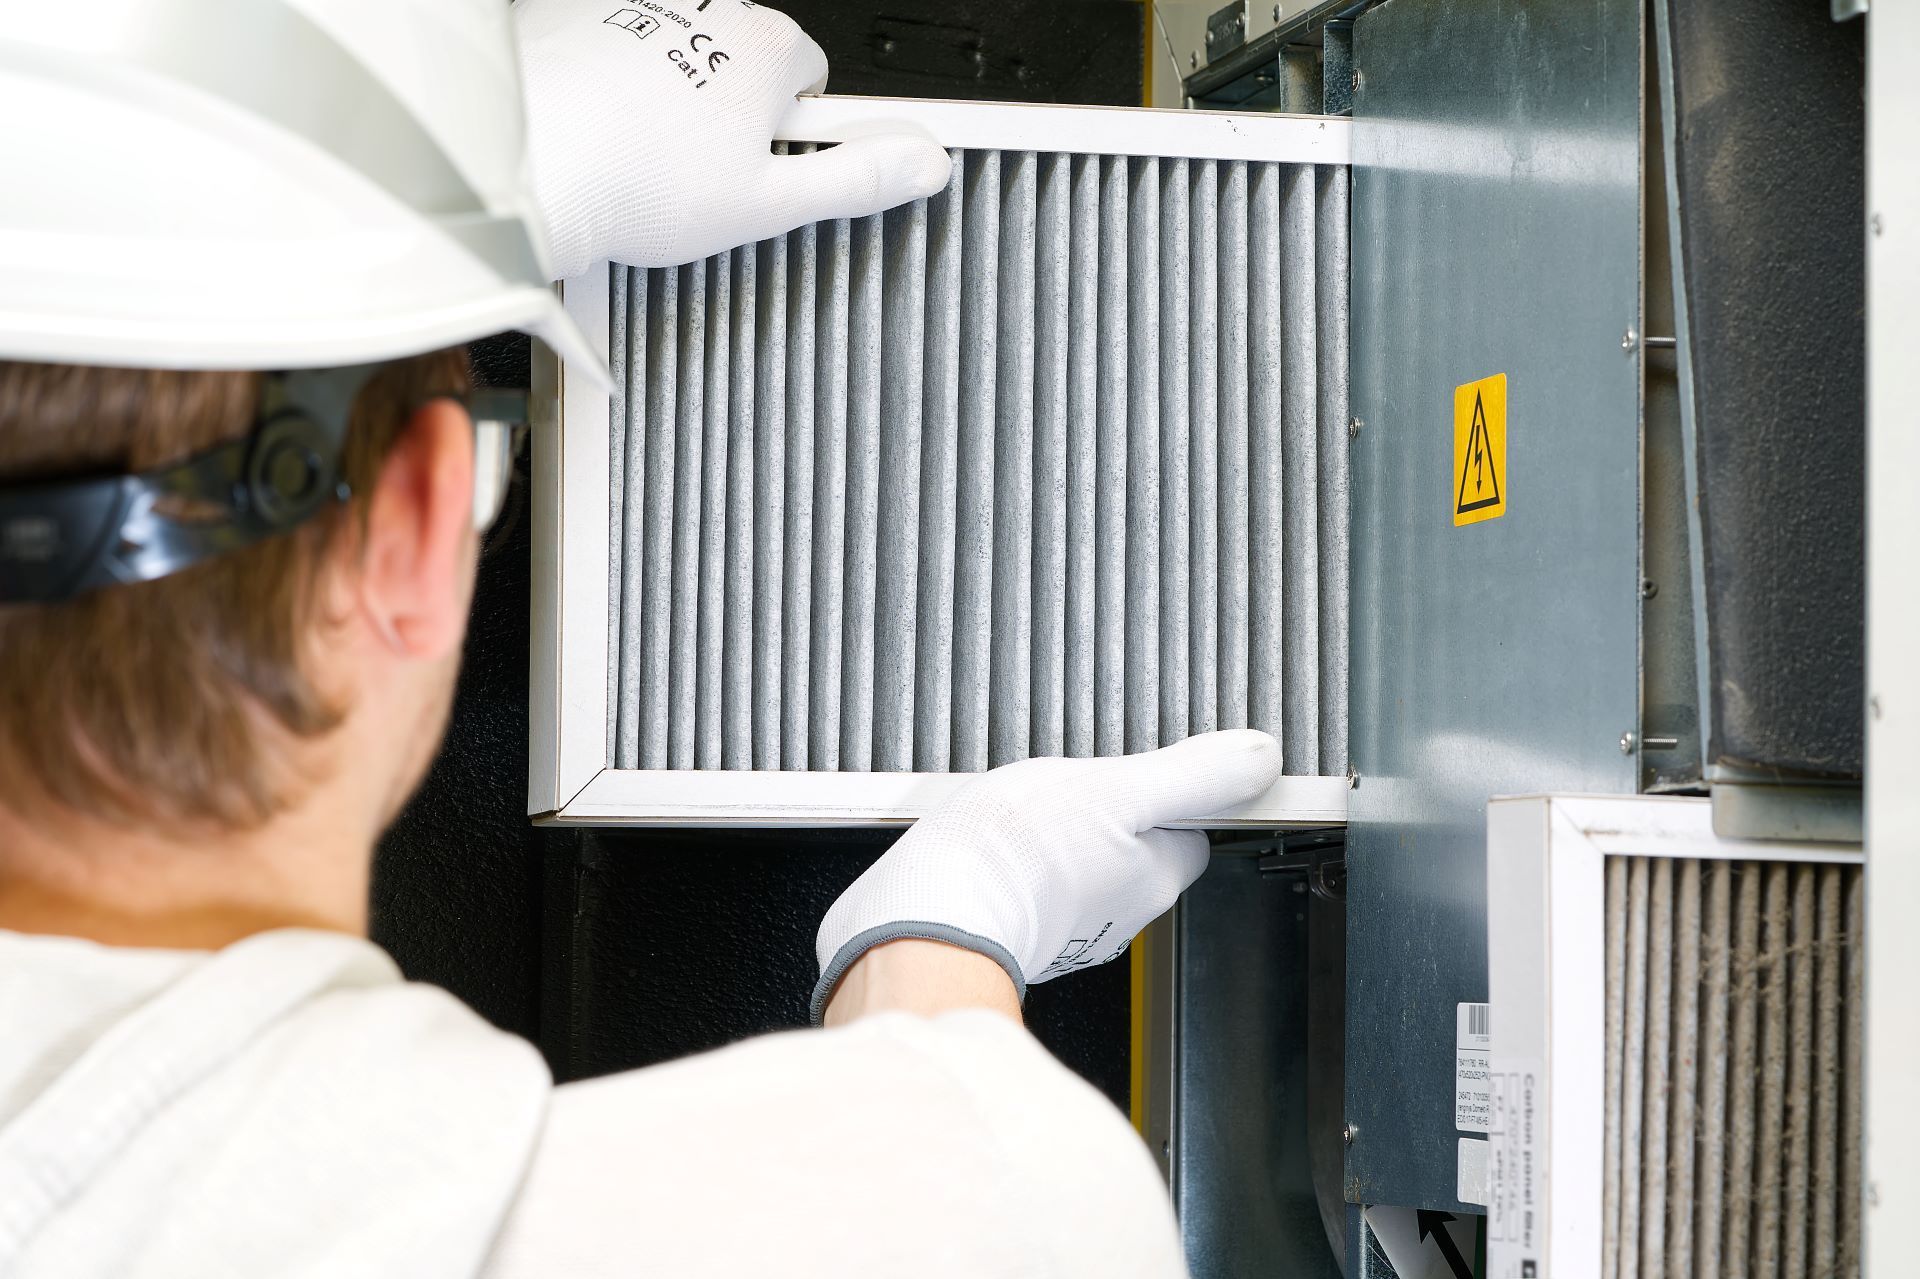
[466,390,530,534]
[0,372,534,604]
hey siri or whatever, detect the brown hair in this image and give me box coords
[0,350,472,830]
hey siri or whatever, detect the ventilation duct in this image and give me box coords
[530,99,1354,826]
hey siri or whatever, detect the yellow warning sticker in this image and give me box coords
[1453,373,1507,527]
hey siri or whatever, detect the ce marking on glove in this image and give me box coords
[667,32,730,86]
[1038,923,1117,980]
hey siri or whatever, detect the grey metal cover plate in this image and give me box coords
[1345,0,1642,1211]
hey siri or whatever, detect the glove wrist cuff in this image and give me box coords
[808,922,1028,1026]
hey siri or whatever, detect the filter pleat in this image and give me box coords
[723,250,756,769]
[667,261,706,769]
[1841,871,1865,1279]
[1725,865,1762,1276]
[1812,866,1842,1274]
[913,152,964,772]
[1315,165,1351,774]
[951,149,1001,772]
[1157,157,1192,748]
[874,199,928,772]
[1755,863,1791,1279]
[1668,861,1704,1277]
[1094,154,1130,757]
[1124,155,1162,754]
[1783,866,1817,1279]
[696,253,731,771]
[1278,163,1320,774]
[610,266,637,768]
[988,151,1038,768]
[638,267,678,769]
[1695,861,1733,1279]
[1620,856,1650,1279]
[1189,160,1221,738]
[1604,854,1630,1279]
[1063,154,1100,758]
[752,237,788,770]
[781,220,818,769]
[807,218,851,771]
[1247,161,1285,750]
[1030,152,1072,760]
[1640,859,1674,1279]
[1217,160,1251,733]
[840,213,884,772]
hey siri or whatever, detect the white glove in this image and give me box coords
[513,0,953,278]
[811,731,1284,1021]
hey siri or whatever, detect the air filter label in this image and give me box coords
[1455,1001,1492,1132]
[1453,373,1508,526]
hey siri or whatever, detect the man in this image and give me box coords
[0,2,1282,1275]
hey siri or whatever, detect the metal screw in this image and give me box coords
[1347,764,1361,790]
[1640,578,1658,599]
[1344,1123,1359,1145]
[1872,214,1884,237]
[1622,328,1639,353]
[1872,695,1884,720]
[1190,50,1199,69]
[1619,730,1637,755]
[1349,416,1363,440]
[1352,68,1362,93]
[1273,3,1282,20]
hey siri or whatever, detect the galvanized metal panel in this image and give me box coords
[1168,854,1344,1279]
[1345,0,1642,1211]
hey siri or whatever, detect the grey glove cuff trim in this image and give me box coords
[809,922,1028,1026]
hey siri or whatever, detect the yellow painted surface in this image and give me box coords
[1129,935,1146,1134]
[1452,372,1508,526]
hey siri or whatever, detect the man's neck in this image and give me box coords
[0,805,373,951]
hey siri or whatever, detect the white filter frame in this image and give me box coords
[1484,793,1862,1279]
[529,96,1354,827]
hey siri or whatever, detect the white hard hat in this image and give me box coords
[0,0,607,383]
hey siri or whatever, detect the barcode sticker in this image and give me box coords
[1455,1002,1492,1132]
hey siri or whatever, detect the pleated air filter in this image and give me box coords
[1601,858,1863,1279]
[530,99,1355,825]
[1486,796,1864,1279]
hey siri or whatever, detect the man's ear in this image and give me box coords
[356,398,476,661]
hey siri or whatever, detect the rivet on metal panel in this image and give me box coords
[1348,416,1363,440]
[1347,763,1360,788]
[1190,50,1199,69]
[1622,328,1639,353]
[1620,730,1638,755]
[1344,1123,1359,1145]
[1641,578,1658,599]
[1272,4,1281,19]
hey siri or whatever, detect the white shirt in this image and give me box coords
[0,928,1186,1278]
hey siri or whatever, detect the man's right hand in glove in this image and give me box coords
[813,730,1284,1025]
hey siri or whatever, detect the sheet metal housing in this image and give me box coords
[1345,0,1643,1212]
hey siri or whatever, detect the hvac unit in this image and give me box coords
[529,97,1353,828]
[1485,795,1864,1279]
